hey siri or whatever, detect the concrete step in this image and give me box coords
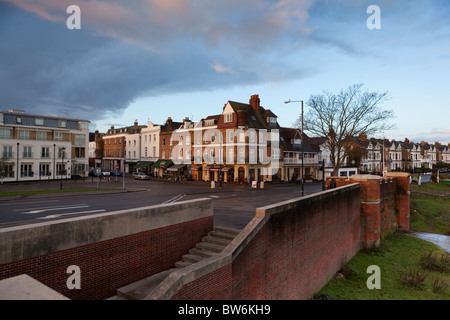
[202,235,231,247]
[189,247,216,258]
[196,241,225,253]
[175,260,193,268]
[182,253,204,263]
[208,230,236,241]
[116,268,176,300]
[214,226,242,236]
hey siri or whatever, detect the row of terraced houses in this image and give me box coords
[2,95,450,183]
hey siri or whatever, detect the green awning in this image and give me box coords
[136,161,154,169]
[151,159,173,169]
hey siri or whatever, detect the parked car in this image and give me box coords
[132,172,149,180]
[110,170,121,176]
[101,170,110,177]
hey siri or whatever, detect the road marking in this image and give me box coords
[37,210,107,219]
[0,200,60,207]
[18,205,89,214]
[209,195,220,198]
[163,194,185,204]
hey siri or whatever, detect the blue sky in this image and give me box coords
[1,0,450,143]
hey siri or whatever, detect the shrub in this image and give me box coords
[399,267,429,290]
[420,251,450,273]
[431,276,449,294]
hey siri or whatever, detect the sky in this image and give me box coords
[1,0,450,144]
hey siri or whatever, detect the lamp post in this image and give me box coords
[284,99,304,196]
[60,147,65,190]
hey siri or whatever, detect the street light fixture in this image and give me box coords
[285,99,304,196]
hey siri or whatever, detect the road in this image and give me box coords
[0,178,324,230]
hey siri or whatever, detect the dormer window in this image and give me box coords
[224,114,233,123]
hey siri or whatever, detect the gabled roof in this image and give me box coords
[280,127,318,153]
[227,101,269,129]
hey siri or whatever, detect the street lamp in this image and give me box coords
[285,99,304,196]
[60,147,66,190]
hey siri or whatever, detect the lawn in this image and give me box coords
[315,233,449,300]
[410,183,450,235]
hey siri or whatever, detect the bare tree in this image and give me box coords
[296,84,395,176]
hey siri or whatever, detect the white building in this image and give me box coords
[0,109,89,182]
[140,122,161,162]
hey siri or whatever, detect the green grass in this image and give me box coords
[0,188,120,197]
[410,187,450,235]
[411,182,450,196]
[315,233,449,300]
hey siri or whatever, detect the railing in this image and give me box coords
[283,158,318,164]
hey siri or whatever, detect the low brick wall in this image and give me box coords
[152,184,362,300]
[0,199,214,300]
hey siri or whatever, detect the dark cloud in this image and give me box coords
[0,0,314,121]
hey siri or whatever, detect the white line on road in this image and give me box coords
[18,205,89,214]
[163,194,186,204]
[0,200,60,207]
[37,210,107,219]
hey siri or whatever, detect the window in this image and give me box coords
[154,134,156,142]
[229,131,234,143]
[249,149,256,163]
[2,146,12,158]
[224,114,233,123]
[153,147,156,157]
[227,148,234,163]
[23,147,32,158]
[271,148,280,159]
[79,122,89,130]
[19,130,29,140]
[40,164,50,176]
[3,163,14,178]
[35,118,44,126]
[0,129,10,138]
[145,147,148,157]
[74,134,85,146]
[16,117,22,124]
[0,113,3,123]
[249,131,255,143]
[21,164,33,177]
[58,148,66,159]
[186,135,190,145]
[54,132,63,141]
[37,131,47,140]
[41,147,50,158]
[58,120,67,128]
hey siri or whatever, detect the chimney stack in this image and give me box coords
[249,94,261,113]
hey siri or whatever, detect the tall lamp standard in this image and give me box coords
[60,147,66,190]
[284,99,304,196]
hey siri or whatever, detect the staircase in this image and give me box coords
[108,226,241,300]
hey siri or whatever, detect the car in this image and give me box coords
[110,170,121,176]
[100,170,110,177]
[132,172,149,180]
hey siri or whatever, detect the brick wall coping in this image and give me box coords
[0,198,213,265]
